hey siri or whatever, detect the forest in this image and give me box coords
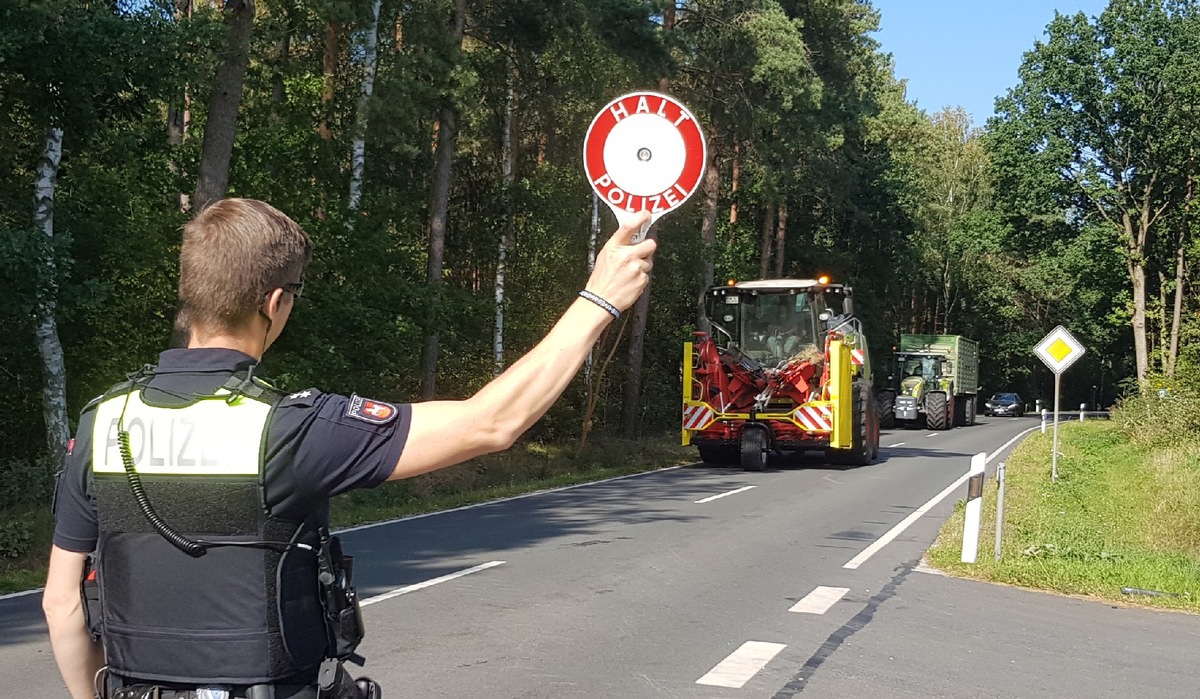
[2,0,1199,502]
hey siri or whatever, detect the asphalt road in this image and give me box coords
[3,416,1197,697]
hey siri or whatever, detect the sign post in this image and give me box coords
[583,92,706,241]
[1034,325,1086,482]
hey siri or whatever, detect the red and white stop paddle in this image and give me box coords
[583,91,706,242]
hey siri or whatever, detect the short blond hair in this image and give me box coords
[179,198,312,333]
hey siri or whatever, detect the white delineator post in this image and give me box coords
[1080,403,1086,422]
[961,452,986,563]
[994,461,1006,562]
[1041,408,1048,433]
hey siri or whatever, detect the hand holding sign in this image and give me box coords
[584,211,656,314]
[584,92,706,242]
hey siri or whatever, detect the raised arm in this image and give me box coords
[390,212,654,480]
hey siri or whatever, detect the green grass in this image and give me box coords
[927,421,1200,612]
[0,433,695,594]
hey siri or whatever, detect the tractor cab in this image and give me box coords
[704,279,852,367]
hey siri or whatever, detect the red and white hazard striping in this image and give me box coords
[794,404,833,432]
[683,404,716,431]
[851,348,865,365]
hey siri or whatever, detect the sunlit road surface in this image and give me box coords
[4,416,1197,698]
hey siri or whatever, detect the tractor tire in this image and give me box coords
[876,390,896,429]
[697,444,737,466]
[925,391,949,431]
[953,393,968,427]
[741,427,768,472]
[831,381,877,467]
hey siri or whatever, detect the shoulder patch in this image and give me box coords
[346,394,398,425]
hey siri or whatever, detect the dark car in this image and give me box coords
[983,392,1024,417]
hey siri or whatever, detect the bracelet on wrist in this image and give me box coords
[578,290,620,320]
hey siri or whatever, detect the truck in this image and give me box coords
[876,334,979,430]
[681,277,880,470]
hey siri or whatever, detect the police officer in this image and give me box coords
[43,198,655,699]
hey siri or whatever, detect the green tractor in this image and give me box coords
[876,334,979,430]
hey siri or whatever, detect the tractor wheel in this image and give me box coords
[831,381,876,467]
[953,394,968,426]
[741,428,768,471]
[876,390,896,429]
[698,444,737,466]
[926,391,949,431]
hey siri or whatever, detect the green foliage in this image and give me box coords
[3,0,1198,522]
[1112,384,1200,447]
[0,519,35,559]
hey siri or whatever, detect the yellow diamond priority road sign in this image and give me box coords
[1035,325,1085,374]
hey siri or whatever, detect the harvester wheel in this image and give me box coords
[698,444,737,466]
[876,390,896,429]
[741,428,768,471]
[926,391,949,430]
[831,381,877,466]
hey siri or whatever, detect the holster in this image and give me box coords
[316,532,364,661]
[81,554,103,642]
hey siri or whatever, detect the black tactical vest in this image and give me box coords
[89,371,328,684]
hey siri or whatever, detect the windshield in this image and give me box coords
[900,356,939,381]
[991,393,1019,402]
[738,293,817,361]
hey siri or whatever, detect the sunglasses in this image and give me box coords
[282,278,305,300]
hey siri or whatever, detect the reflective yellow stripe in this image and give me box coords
[91,392,271,476]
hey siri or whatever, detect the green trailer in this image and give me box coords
[877,334,979,430]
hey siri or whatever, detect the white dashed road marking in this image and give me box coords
[696,641,787,688]
[925,432,940,438]
[886,442,906,447]
[789,586,850,614]
[361,561,505,607]
[694,485,756,504]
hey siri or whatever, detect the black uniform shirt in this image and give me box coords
[53,348,411,553]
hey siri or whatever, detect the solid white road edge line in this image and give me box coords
[696,641,787,688]
[338,466,682,534]
[360,561,505,607]
[789,586,850,614]
[0,587,43,601]
[694,485,756,504]
[842,426,1040,570]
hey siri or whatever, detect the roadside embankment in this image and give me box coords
[928,391,1200,613]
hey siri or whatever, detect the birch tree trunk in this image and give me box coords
[583,194,600,382]
[493,55,516,375]
[772,200,787,277]
[348,0,382,212]
[418,0,466,399]
[33,126,70,459]
[193,0,255,212]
